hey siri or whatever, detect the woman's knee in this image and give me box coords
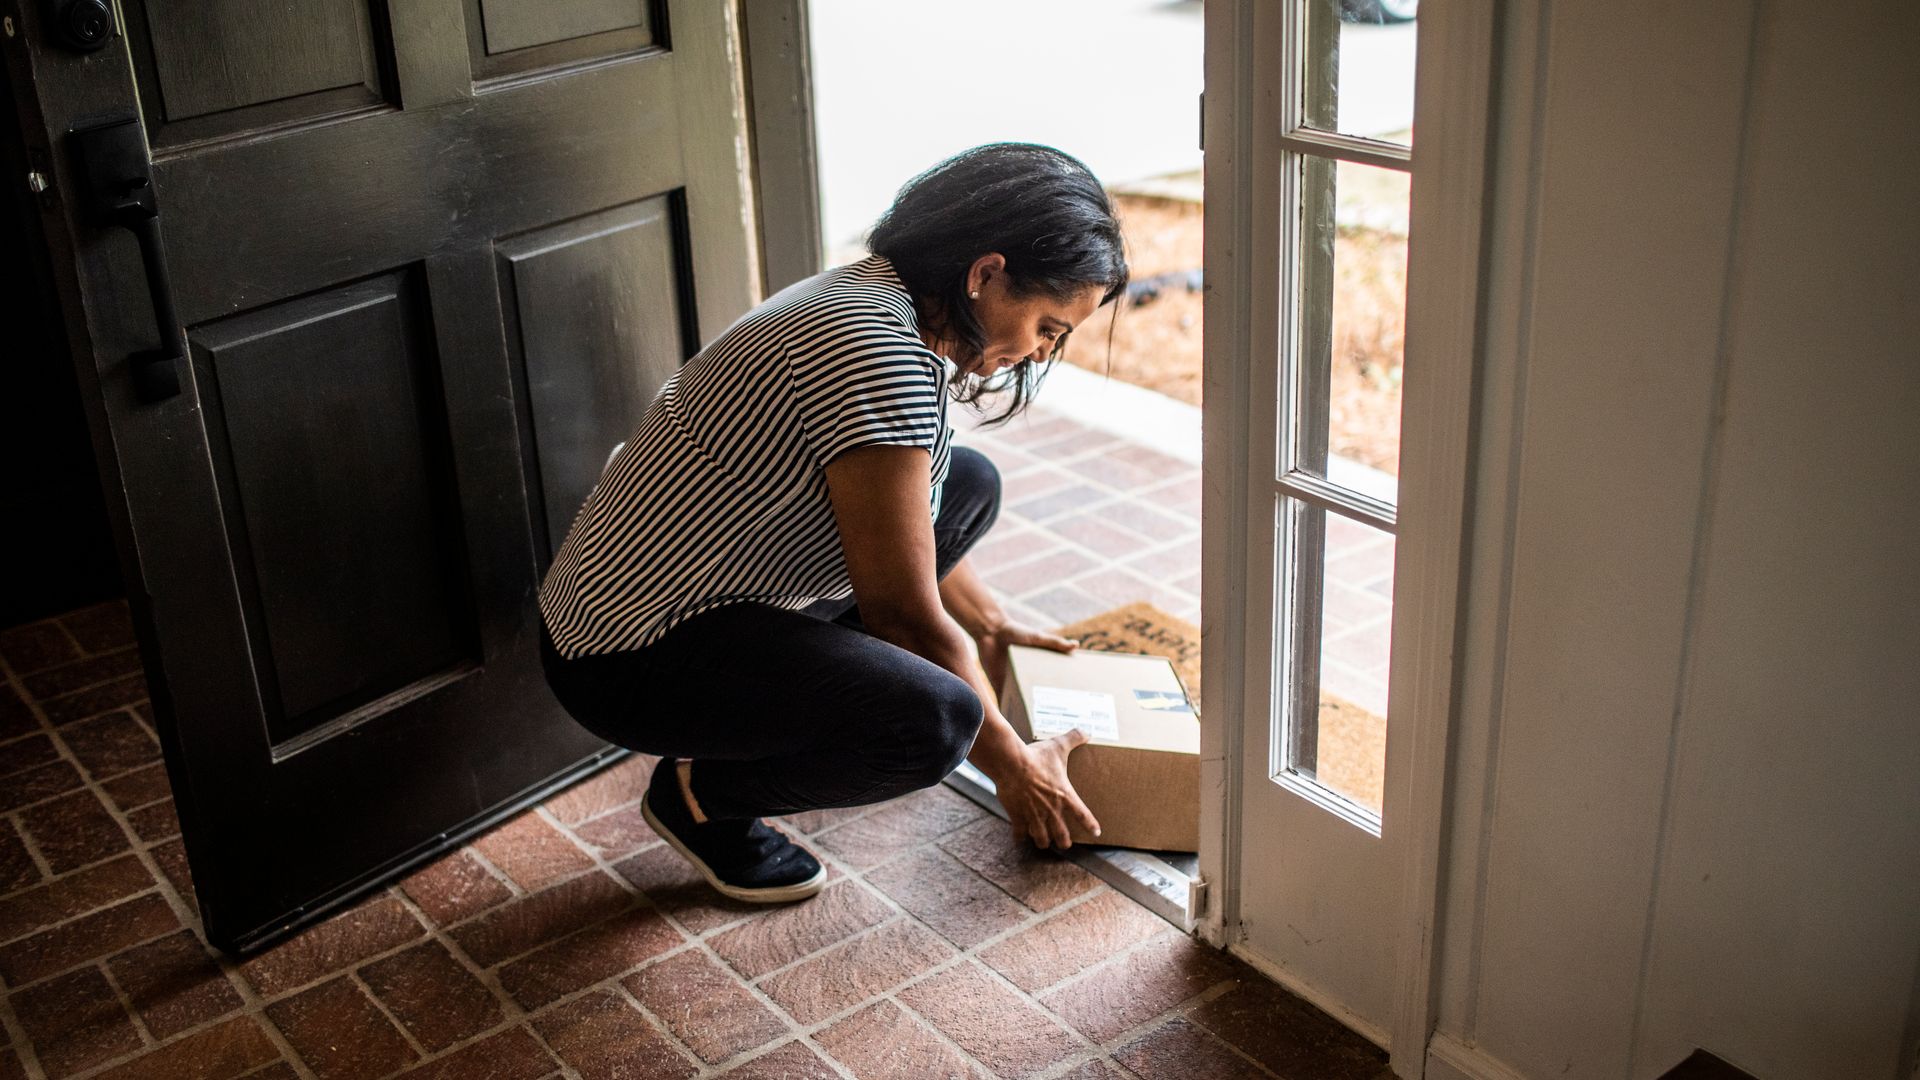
[944,446,1003,533]
[899,672,985,786]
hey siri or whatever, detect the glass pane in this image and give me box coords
[1301,0,1418,145]
[1278,502,1393,816]
[1290,157,1408,501]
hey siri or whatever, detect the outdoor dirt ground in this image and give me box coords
[1064,194,1406,476]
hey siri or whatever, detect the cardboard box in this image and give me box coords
[999,644,1199,852]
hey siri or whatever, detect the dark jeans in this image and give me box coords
[539,446,1001,820]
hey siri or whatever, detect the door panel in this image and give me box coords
[189,270,475,744]
[498,195,691,560]
[125,0,394,148]
[476,0,651,56]
[10,0,763,951]
[465,0,656,82]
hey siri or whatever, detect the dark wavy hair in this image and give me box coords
[867,143,1129,426]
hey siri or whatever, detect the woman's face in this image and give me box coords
[951,254,1106,379]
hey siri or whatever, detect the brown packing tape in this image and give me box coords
[1044,602,1389,818]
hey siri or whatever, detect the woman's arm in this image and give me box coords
[824,444,1099,848]
[937,556,1081,703]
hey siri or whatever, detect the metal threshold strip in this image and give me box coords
[944,762,1196,929]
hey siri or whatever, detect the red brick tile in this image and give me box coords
[815,1000,982,1080]
[1127,538,1203,584]
[982,548,1099,597]
[150,839,194,904]
[1038,933,1237,1042]
[8,965,143,1078]
[0,734,58,779]
[1071,567,1194,616]
[265,975,420,1079]
[1022,585,1111,627]
[1058,1059,1130,1080]
[530,988,694,1080]
[614,846,765,935]
[708,880,891,980]
[57,712,159,781]
[473,812,596,893]
[715,1040,839,1079]
[1097,500,1195,542]
[764,916,954,1024]
[1009,484,1111,524]
[99,762,172,812]
[1185,975,1386,1079]
[18,788,128,874]
[0,622,80,675]
[359,939,502,1052]
[0,685,35,742]
[1025,430,1122,462]
[544,754,656,825]
[0,821,41,896]
[812,786,985,871]
[93,1015,281,1080]
[1050,514,1155,562]
[999,466,1075,503]
[240,894,424,997]
[937,817,1097,913]
[0,760,83,814]
[1113,1017,1268,1080]
[0,1046,22,1080]
[399,1024,557,1080]
[979,890,1169,994]
[129,800,181,843]
[447,869,633,968]
[105,928,244,1039]
[897,961,1082,1079]
[56,602,135,655]
[0,893,177,987]
[866,848,1032,949]
[22,648,143,702]
[568,805,661,856]
[241,1065,300,1080]
[623,949,787,1064]
[41,676,148,728]
[400,849,512,927]
[497,905,682,1009]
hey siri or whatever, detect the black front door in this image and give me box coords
[7,0,768,952]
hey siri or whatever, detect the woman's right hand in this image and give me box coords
[994,728,1102,849]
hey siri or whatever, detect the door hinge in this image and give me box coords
[1187,875,1209,919]
[1197,92,1205,152]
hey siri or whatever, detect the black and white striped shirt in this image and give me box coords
[539,255,954,659]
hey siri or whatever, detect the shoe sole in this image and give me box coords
[640,796,828,904]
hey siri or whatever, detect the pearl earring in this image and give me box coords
[969,290,980,300]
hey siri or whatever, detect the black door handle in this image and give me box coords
[71,117,183,403]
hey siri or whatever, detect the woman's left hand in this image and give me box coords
[977,621,1079,701]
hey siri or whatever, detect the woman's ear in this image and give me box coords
[966,252,1008,297]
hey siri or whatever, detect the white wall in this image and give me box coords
[1429,1,1920,1077]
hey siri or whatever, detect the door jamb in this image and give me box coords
[741,0,822,295]
[1386,0,1498,1072]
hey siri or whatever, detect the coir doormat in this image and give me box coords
[1051,602,1387,812]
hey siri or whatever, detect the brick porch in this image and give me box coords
[0,398,1391,1080]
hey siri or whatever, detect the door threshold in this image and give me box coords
[943,761,1196,929]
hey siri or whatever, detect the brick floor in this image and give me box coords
[0,456,1392,1078]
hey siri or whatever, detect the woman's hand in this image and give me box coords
[977,621,1079,702]
[994,728,1102,849]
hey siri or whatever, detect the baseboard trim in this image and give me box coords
[1426,1031,1532,1080]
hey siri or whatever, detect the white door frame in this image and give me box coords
[1197,0,1498,1072]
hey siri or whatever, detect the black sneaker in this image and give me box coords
[639,759,827,904]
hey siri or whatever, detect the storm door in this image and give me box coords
[7,0,768,951]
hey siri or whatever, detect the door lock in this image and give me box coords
[46,0,116,53]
